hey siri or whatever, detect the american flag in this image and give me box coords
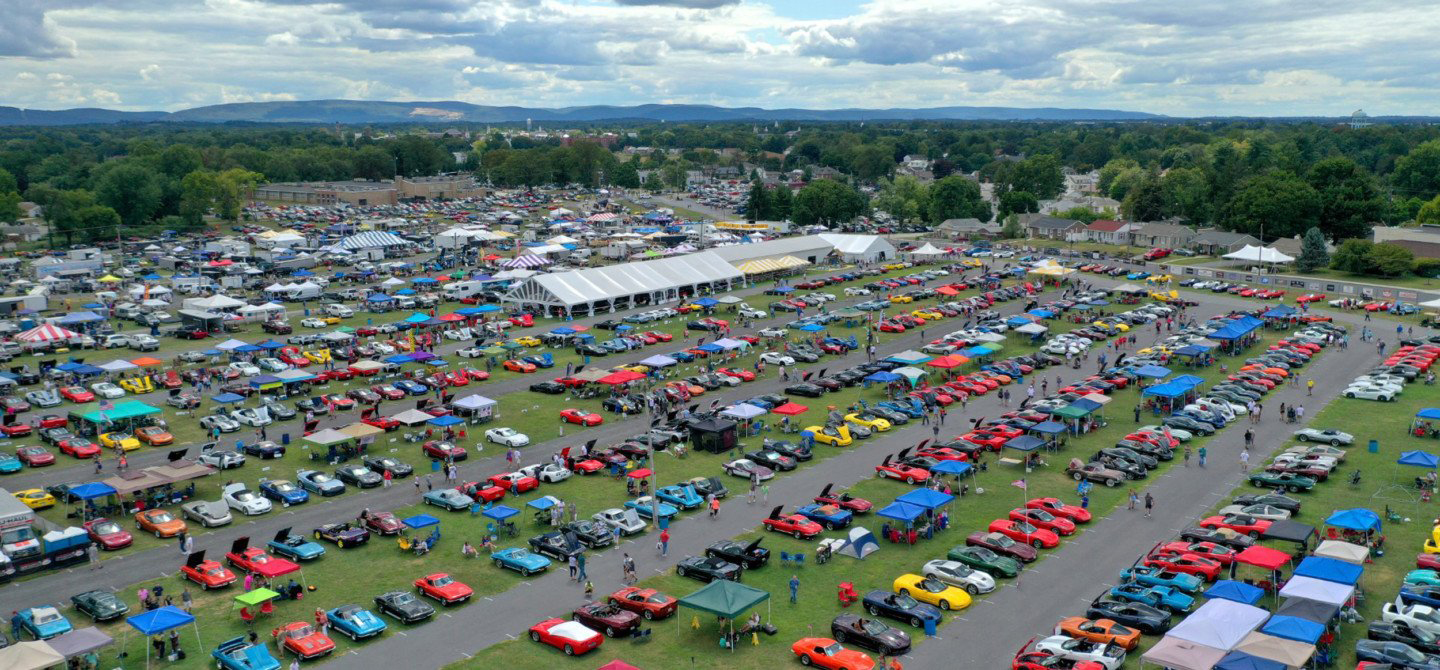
[1162,425,1175,447]
[1011,478,1027,490]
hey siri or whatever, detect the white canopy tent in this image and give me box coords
[1224,245,1295,265]
[504,251,742,316]
[1166,599,1270,650]
[909,243,948,257]
[1277,575,1354,606]
[1140,636,1228,670]
[1313,540,1370,565]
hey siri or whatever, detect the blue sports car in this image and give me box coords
[492,547,551,576]
[1400,585,1440,609]
[213,636,281,670]
[1107,584,1194,612]
[796,503,853,530]
[267,527,326,561]
[325,604,387,640]
[394,380,429,396]
[0,451,21,473]
[656,485,703,510]
[625,497,678,520]
[1119,566,1202,593]
[877,402,924,419]
[669,350,696,362]
[259,479,310,506]
[422,489,472,511]
[1127,271,1150,280]
[522,353,554,368]
[14,606,72,640]
[296,470,345,496]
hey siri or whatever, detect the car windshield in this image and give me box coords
[921,579,945,592]
[235,492,255,501]
[892,593,918,608]
[393,593,415,604]
[274,482,295,492]
[991,534,1014,547]
[821,642,843,655]
[288,625,314,638]
[151,512,173,522]
[311,474,331,483]
[94,522,120,534]
[432,576,452,587]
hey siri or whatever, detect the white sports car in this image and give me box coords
[484,427,530,447]
[223,483,272,516]
[591,508,645,535]
[1218,503,1292,521]
[1033,635,1126,670]
[228,361,261,377]
[1342,384,1397,401]
[921,559,995,594]
[758,328,788,338]
[90,382,125,399]
[1294,428,1353,445]
[759,352,795,365]
[456,347,485,358]
[300,317,330,328]
[518,463,572,483]
[229,408,272,427]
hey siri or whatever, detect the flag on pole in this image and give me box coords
[1011,478,1027,490]
[1162,426,1175,447]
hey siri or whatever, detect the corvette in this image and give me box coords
[1085,599,1172,635]
[987,519,1060,549]
[414,573,472,605]
[1142,552,1223,581]
[1054,617,1142,651]
[892,573,971,611]
[1010,508,1076,535]
[1026,497,1091,523]
[763,505,825,538]
[529,618,603,656]
[608,587,678,620]
[373,590,435,624]
[966,531,1038,563]
[182,551,237,590]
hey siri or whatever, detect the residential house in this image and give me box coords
[1373,224,1440,259]
[1130,221,1197,249]
[1084,220,1133,245]
[1023,216,1085,241]
[1189,230,1260,255]
[938,218,1003,239]
[1271,234,1335,259]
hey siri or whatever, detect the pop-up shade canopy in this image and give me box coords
[1292,556,1362,585]
[1204,580,1264,605]
[1324,508,1380,532]
[678,579,770,619]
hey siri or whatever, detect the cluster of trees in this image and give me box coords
[870,175,992,224]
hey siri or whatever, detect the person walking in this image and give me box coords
[659,528,670,556]
[1244,429,1253,449]
[383,469,392,487]
[1239,449,1250,471]
[789,574,800,604]
[622,553,636,584]
[1143,492,1153,518]
[1128,490,1138,510]
[88,541,100,570]
[1306,378,1314,396]
[1198,446,1207,468]
[1182,445,1191,466]
[568,555,578,580]
[576,553,587,581]
[709,494,720,518]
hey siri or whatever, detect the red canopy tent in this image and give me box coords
[627,468,653,479]
[15,323,81,343]
[926,355,970,369]
[770,403,810,416]
[597,370,645,385]
[1235,546,1292,571]
[934,286,960,296]
[438,313,466,322]
[597,661,640,670]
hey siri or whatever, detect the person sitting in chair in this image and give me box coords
[462,541,478,558]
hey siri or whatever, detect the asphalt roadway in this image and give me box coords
[4,269,1395,669]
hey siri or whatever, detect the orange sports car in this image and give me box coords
[1054,616,1142,650]
[135,509,188,538]
[136,426,174,446]
[502,360,537,373]
[791,637,875,670]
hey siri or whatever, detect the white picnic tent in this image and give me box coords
[1166,599,1270,650]
[1224,245,1295,265]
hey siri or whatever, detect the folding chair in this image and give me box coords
[793,553,804,567]
[779,551,791,566]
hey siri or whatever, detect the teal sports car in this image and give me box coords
[1119,566,1202,593]
[267,527,326,561]
[1406,570,1440,587]
[625,497,678,520]
[492,547,551,576]
[326,604,387,640]
[0,451,21,474]
[656,485,703,510]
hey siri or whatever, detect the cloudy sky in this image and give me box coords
[1,0,1435,116]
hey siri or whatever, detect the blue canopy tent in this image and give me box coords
[1173,344,1211,358]
[692,298,719,307]
[410,278,438,284]
[402,514,439,529]
[471,305,502,313]
[1293,556,1362,585]
[694,343,723,353]
[404,313,431,323]
[797,323,825,332]
[394,289,417,296]
[1132,364,1171,378]
[127,606,201,668]
[1170,374,1206,389]
[1262,305,1298,318]
[550,327,576,335]
[875,501,927,524]
[526,496,560,511]
[1324,508,1380,532]
[1399,451,1439,468]
[1214,651,1287,670]
[428,415,464,427]
[1027,309,1054,318]
[928,460,973,477]
[1204,580,1265,605]
[482,505,518,521]
[770,286,794,293]
[1259,615,1325,644]
[256,340,284,350]
[896,489,955,510]
[234,344,263,353]
[1418,408,1440,420]
[1004,436,1045,452]
[367,294,395,303]
[1071,397,1104,413]
[1143,382,1189,398]
[211,393,245,404]
[864,371,903,384]
[384,354,413,364]
[1029,421,1066,435]
[70,482,117,500]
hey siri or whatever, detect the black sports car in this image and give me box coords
[561,521,614,549]
[362,456,413,479]
[861,590,942,629]
[603,397,644,415]
[529,381,565,394]
[745,449,797,472]
[314,523,370,547]
[1355,639,1440,669]
[784,383,827,398]
[1085,598,1171,635]
[867,407,910,425]
[373,590,435,623]
[71,589,130,621]
[687,476,729,499]
[40,427,74,445]
[528,531,585,560]
[1177,527,1255,550]
[262,399,297,420]
[763,439,813,462]
[676,555,742,583]
[294,397,330,416]
[831,614,912,656]
[334,464,382,488]
[1368,620,1440,655]
[746,394,789,409]
[705,539,769,570]
[1096,447,1157,470]
[1231,493,1301,514]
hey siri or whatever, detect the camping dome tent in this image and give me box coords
[832,526,879,560]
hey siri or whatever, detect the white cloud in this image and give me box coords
[139,64,161,80]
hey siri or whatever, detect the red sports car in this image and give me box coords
[371,385,405,400]
[1419,553,1440,571]
[57,438,101,459]
[414,573,472,605]
[84,518,133,550]
[915,446,968,462]
[762,506,824,539]
[1157,541,1235,565]
[421,441,468,461]
[716,367,755,382]
[487,472,538,493]
[560,409,604,426]
[1026,497,1091,523]
[59,386,94,403]
[362,511,405,535]
[1009,508,1076,535]
[320,368,353,381]
[181,551,236,589]
[1142,552,1223,581]
[36,415,68,429]
[323,394,356,411]
[16,445,54,467]
[976,425,1023,440]
[460,367,490,382]
[793,637,877,670]
[226,542,300,579]
[362,416,400,431]
[958,432,1006,450]
[509,314,534,328]
[459,481,507,502]
[272,621,334,659]
[608,587,678,620]
[443,371,468,387]
[987,519,1059,549]
[1197,514,1272,538]
[503,360,537,374]
[878,320,906,333]
[3,423,33,437]
[529,617,602,656]
[967,531,1038,563]
[874,455,929,484]
[643,331,673,342]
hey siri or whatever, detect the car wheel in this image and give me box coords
[1105,479,1119,488]
[1249,531,1259,539]
[866,604,879,616]
[911,616,923,627]
[904,476,915,484]
[642,609,654,620]
[1345,392,1355,398]
[529,631,540,642]
[799,655,813,666]
[1032,539,1044,549]
[1072,472,1084,481]
[793,530,803,539]
[1330,440,1341,446]
[964,584,978,595]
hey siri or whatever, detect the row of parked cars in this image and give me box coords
[1344,339,1440,401]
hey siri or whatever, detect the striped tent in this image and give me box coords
[338,231,409,250]
[502,255,551,269]
[587,213,618,222]
[736,255,809,275]
[16,323,82,343]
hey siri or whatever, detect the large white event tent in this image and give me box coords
[1223,245,1295,265]
[503,251,742,317]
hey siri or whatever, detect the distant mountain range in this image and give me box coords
[0,99,1167,126]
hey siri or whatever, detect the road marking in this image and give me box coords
[505,633,517,640]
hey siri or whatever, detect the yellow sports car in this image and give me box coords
[118,377,153,394]
[888,294,913,304]
[304,349,332,364]
[884,263,907,271]
[14,488,56,510]
[960,259,984,268]
[1146,274,1174,284]
[1152,291,1181,303]
[100,432,142,452]
[804,424,853,447]
[911,309,943,321]
[1092,320,1129,332]
[1425,525,1440,554]
[893,574,971,611]
[845,413,893,432]
[512,336,541,347]
[1136,344,1173,356]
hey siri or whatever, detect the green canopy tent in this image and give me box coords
[677,580,771,651]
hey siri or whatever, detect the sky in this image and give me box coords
[1,0,1437,117]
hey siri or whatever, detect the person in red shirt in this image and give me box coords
[658,529,670,556]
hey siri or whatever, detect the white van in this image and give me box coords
[323,303,354,318]
[442,281,487,301]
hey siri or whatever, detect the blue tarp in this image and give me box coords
[875,501,927,523]
[394,289,416,296]
[798,323,825,332]
[1418,408,1440,420]
[527,497,558,510]
[896,489,955,510]
[367,294,395,302]
[385,355,413,364]
[1204,580,1265,605]
[694,343,723,353]
[411,278,437,284]
[961,346,993,358]
[428,415,464,427]
[1004,436,1045,452]
[1132,364,1171,378]
[483,505,518,521]
[770,287,794,293]
[1259,615,1325,644]
[1261,305,1298,318]
[1214,651,1287,670]
[1143,381,1189,398]
[70,364,104,375]
[864,372,902,383]
[471,305,502,313]
[928,460,972,476]
[1029,421,1066,434]
[1399,450,1439,468]
[402,514,439,529]
[1027,309,1054,318]
[1072,398,1104,413]
[57,311,104,324]
[1324,508,1381,532]
[1171,374,1206,389]
[211,393,245,404]
[70,482,117,500]
[126,606,195,635]
[256,340,284,350]
[1006,316,1034,327]
[1293,556,1363,585]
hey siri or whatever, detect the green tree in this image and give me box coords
[1000,214,1024,239]
[643,172,663,192]
[770,185,794,220]
[179,170,220,227]
[1306,157,1384,241]
[873,176,929,223]
[612,161,641,189]
[0,167,18,195]
[1121,175,1167,222]
[1160,167,1209,222]
[1415,194,1440,226]
[791,179,867,226]
[992,154,1064,200]
[214,168,262,221]
[660,161,690,190]
[1393,139,1440,200]
[1098,158,1139,196]
[925,176,990,224]
[156,145,203,179]
[1106,166,1148,202]
[1220,170,1321,240]
[352,146,394,181]
[1295,227,1329,272]
[746,181,769,222]
[850,144,895,182]
[94,163,163,228]
[1369,243,1415,277]
[74,205,121,242]
[0,191,20,222]
[1330,238,1375,274]
[997,190,1038,219]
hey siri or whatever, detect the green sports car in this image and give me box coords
[946,545,1020,579]
[1246,471,1316,492]
[71,589,130,621]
